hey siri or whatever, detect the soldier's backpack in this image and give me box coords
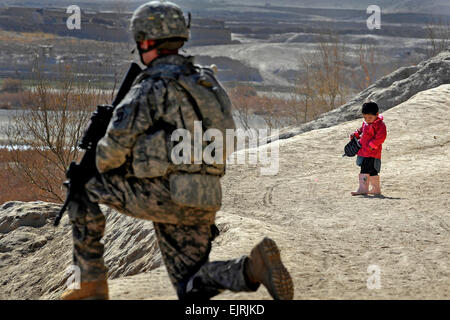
[133,58,236,213]
[138,59,236,171]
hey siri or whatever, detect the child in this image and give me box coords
[350,101,387,195]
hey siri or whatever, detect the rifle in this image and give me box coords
[54,62,142,226]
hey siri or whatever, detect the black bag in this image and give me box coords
[343,137,361,157]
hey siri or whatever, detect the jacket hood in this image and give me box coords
[364,114,383,125]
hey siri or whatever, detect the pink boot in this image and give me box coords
[351,174,369,196]
[368,175,381,195]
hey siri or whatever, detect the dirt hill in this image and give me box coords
[1,82,449,299]
[273,49,450,142]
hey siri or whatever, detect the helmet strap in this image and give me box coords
[136,41,160,55]
[136,38,186,64]
[136,40,163,65]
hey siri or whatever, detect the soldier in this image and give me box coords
[61,1,293,300]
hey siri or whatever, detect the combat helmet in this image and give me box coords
[130,1,190,52]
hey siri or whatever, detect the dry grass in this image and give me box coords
[0,92,33,109]
[0,149,59,204]
[1,78,22,92]
[0,30,55,43]
[229,85,333,129]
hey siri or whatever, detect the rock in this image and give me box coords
[102,207,162,279]
[0,202,161,300]
[0,231,47,253]
[0,201,60,234]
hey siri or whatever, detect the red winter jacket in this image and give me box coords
[352,115,387,159]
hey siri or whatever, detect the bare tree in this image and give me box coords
[261,90,304,128]
[310,31,349,111]
[296,57,317,123]
[357,43,377,90]
[294,30,350,123]
[4,62,109,202]
[229,85,257,131]
[425,18,450,59]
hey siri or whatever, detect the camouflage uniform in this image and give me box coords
[67,50,258,298]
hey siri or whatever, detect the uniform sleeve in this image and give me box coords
[95,82,155,173]
[368,122,387,150]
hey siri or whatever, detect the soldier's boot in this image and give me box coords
[244,237,294,300]
[368,175,381,195]
[60,280,109,300]
[351,173,370,196]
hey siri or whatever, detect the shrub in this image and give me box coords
[1,78,22,93]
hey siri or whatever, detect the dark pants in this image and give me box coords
[360,157,379,176]
[154,223,259,300]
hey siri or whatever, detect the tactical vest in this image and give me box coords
[130,59,236,180]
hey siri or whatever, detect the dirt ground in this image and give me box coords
[105,84,450,300]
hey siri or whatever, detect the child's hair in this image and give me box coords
[362,101,379,115]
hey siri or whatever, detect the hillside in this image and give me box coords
[272,48,450,141]
[1,83,449,299]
